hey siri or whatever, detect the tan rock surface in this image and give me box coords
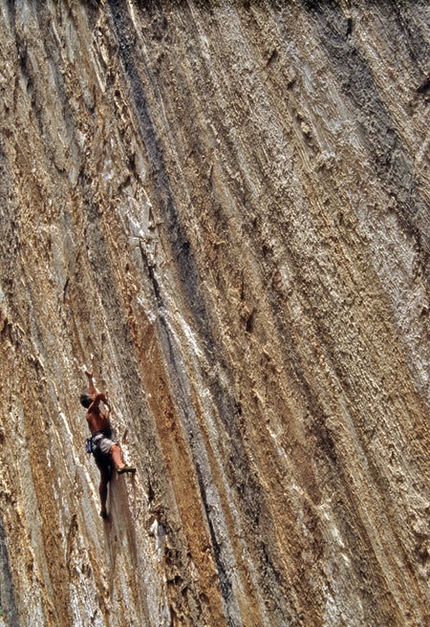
[0,2,429,625]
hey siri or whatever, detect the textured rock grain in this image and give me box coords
[0,1,429,626]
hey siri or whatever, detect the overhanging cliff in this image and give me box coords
[0,1,429,626]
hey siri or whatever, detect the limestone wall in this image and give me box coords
[0,2,429,625]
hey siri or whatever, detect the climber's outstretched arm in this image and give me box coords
[85,370,111,414]
[85,370,97,398]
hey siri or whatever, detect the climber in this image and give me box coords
[80,370,135,520]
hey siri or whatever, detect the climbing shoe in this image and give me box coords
[117,465,136,474]
[100,511,109,520]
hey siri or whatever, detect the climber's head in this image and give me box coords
[80,393,93,409]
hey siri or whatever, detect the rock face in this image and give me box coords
[0,1,429,625]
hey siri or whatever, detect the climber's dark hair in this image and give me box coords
[80,393,93,409]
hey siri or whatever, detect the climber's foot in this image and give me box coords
[117,465,136,475]
[100,510,109,520]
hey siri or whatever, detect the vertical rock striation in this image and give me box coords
[0,1,429,625]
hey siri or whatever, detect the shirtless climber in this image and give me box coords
[80,371,135,520]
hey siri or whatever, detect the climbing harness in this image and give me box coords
[85,431,106,455]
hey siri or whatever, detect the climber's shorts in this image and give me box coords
[97,435,116,456]
[92,432,116,458]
